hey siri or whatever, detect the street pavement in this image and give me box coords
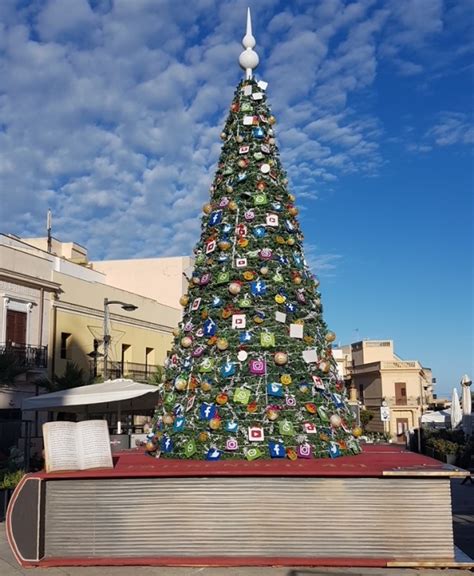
[0,479,472,575]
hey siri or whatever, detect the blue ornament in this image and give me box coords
[208,210,223,227]
[329,442,341,458]
[206,448,222,461]
[203,318,217,336]
[221,361,236,378]
[226,421,239,432]
[250,280,267,296]
[267,382,284,397]
[278,255,289,266]
[240,331,252,343]
[293,253,303,268]
[332,393,343,408]
[173,416,185,432]
[222,223,232,233]
[161,435,173,453]
[218,254,229,263]
[253,126,265,139]
[272,202,282,211]
[212,296,223,308]
[253,226,266,239]
[269,441,285,458]
[286,302,297,314]
[285,219,295,232]
[200,403,217,420]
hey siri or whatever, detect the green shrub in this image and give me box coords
[0,469,25,490]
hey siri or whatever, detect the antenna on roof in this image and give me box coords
[47,209,52,253]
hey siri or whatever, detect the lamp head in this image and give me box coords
[121,304,138,312]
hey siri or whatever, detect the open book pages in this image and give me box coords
[43,420,114,473]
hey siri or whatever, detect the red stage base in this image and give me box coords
[6,445,468,568]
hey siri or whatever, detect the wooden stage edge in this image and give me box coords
[7,444,470,568]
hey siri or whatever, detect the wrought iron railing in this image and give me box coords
[90,359,161,383]
[0,344,48,369]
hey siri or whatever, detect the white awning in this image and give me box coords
[22,379,159,411]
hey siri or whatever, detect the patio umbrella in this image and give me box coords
[461,374,472,436]
[450,388,463,429]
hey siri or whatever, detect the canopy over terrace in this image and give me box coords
[22,379,159,414]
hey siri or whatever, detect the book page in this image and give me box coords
[76,420,113,470]
[43,421,79,473]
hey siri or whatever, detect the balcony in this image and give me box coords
[0,344,48,370]
[90,359,161,384]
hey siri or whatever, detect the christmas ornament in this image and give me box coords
[228,282,242,295]
[274,351,288,365]
[209,417,222,430]
[181,336,193,348]
[330,414,342,428]
[269,441,285,458]
[325,331,336,343]
[216,338,229,351]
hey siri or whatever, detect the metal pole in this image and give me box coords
[103,298,110,381]
[417,379,423,453]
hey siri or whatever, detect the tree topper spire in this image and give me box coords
[239,7,259,80]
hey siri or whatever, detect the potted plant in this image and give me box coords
[0,469,25,521]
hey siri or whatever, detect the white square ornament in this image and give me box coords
[248,426,264,442]
[232,314,246,329]
[257,80,268,91]
[235,257,247,268]
[243,85,252,96]
[302,349,318,363]
[290,323,304,338]
[275,311,287,323]
[251,92,263,100]
[243,115,255,126]
[266,213,279,227]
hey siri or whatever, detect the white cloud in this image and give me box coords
[427,112,474,146]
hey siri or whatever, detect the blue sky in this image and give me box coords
[0,0,472,396]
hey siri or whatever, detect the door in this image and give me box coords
[5,310,27,346]
[396,418,409,443]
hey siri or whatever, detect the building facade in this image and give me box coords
[334,340,433,442]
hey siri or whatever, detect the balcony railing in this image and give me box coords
[0,344,48,369]
[90,359,161,383]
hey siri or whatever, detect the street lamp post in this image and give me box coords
[103,298,138,381]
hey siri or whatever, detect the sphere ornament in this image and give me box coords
[274,351,288,365]
[216,337,229,351]
[203,203,213,214]
[181,336,193,348]
[267,408,279,421]
[179,294,189,307]
[330,414,342,428]
[319,359,331,373]
[325,331,336,343]
[239,8,259,79]
[228,282,241,295]
[353,426,363,438]
[174,378,187,391]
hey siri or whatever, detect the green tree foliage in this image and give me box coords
[0,351,26,384]
[150,78,361,461]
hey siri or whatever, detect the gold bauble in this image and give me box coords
[162,414,174,425]
[274,351,288,365]
[201,381,212,392]
[192,276,201,285]
[228,201,238,211]
[174,378,187,391]
[179,294,189,307]
[260,266,269,275]
[288,206,298,216]
[209,417,221,430]
[268,115,276,125]
[280,374,292,386]
[226,185,234,193]
[288,194,295,202]
[216,392,228,405]
[293,276,302,285]
[172,327,180,337]
[325,331,336,343]
[219,240,231,250]
[203,203,213,214]
[267,409,279,421]
[180,336,193,348]
[319,360,331,373]
[353,426,363,438]
[216,337,229,351]
[145,441,156,452]
[199,431,209,442]
[236,134,244,143]
[286,237,295,246]
[220,132,227,140]
[237,159,247,168]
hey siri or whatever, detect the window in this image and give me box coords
[6,310,27,346]
[395,382,407,406]
[60,332,71,359]
[358,383,364,402]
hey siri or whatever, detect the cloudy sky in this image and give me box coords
[1,0,472,395]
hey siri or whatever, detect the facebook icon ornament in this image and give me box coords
[206,448,222,461]
[208,210,223,227]
[269,441,285,458]
[200,403,217,421]
[251,280,267,296]
[203,318,217,336]
[161,435,173,453]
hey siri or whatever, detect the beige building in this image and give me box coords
[91,256,194,309]
[0,234,182,453]
[334,340,433,442]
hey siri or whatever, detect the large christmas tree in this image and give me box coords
[149,10,361,461]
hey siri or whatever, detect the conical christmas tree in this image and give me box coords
[150,11,361,461]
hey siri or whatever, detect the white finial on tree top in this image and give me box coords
[239,7,259,80]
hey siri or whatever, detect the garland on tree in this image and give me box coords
[147,77,362,461]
